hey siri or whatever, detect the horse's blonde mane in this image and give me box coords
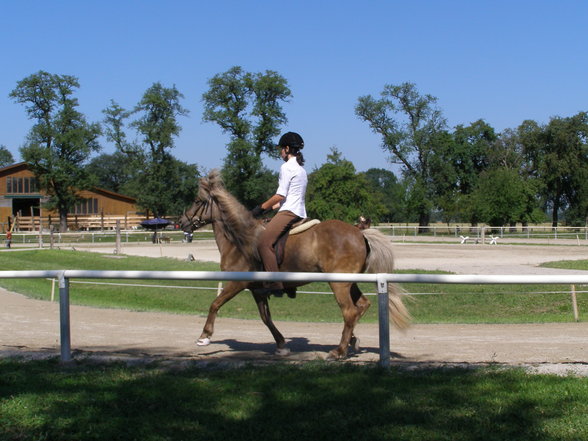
[200,170,261,260]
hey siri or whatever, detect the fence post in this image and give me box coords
[115,220,121,254]
[59,272,72,362]
[377,274,391,368]
[571,285,579,322]
[38,222,43,248]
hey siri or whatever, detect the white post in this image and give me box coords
[115,220,121,254]
[377,274,390,368]
[59,273,72,362]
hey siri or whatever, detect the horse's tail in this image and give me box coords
[362,228,411,329]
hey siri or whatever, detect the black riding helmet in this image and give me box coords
[278,132,304,150]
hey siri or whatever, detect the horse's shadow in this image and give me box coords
[204,337,381,358]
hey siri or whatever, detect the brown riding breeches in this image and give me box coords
[257,210,300,273]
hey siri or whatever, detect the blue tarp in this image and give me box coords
[140,218,171,229]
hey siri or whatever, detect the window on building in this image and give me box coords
[72,198,99,215]
[6,177,39,194]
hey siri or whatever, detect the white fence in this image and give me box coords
[3,271,588,366]
[4,225,588,248]
[376,225,588,243]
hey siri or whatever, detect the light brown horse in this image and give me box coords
[179,170,409,359]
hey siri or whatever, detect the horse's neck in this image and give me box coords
[211,221,261,270]
[212,222,234,256]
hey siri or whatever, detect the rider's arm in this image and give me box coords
[261,194,285,211]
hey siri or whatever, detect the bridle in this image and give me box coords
[182,197,213,231]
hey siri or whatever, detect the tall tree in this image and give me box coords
[0,145,15,167]
[202,66,291,206]
[132,82,189,216]
[103,84,196,217]
[10,71,101,231]
[355,82,447,227]
[451,120,496,194]
[429,120,496,224]
[519,113,588,227]
[307,148,386,223]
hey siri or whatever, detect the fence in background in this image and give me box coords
[3,224,588,248]
[3,214,149,232]
[2,270,588,367]
[375,225,588,243]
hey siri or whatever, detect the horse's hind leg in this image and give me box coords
[328,282,364,359]
[349,283,370,353]
[252,291,289,355]
[350,283,371,318]
[197,281,246,345]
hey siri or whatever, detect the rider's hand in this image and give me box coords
[251,205,264,218]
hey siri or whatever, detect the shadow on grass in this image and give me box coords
[2,358,585,441]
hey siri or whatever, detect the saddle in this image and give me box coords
[274,218,320,266]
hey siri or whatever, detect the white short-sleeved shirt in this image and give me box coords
[276,157,307,218]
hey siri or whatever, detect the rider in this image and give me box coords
[252,131,307,297]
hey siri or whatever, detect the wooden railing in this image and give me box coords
[5,214,154,232]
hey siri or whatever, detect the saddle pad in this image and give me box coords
[290,219,320,235]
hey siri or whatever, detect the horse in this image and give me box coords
[178,170,410,359]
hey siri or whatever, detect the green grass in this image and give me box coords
[1,360,588,441]
[0,250,586,323]
[541,259,588,271]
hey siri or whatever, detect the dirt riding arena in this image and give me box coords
[2,238,588,375]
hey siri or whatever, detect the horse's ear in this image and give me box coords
[198,175,211,199]
[207,169,224,190]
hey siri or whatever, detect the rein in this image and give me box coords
[184,197,212,230]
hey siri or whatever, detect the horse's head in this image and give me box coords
[178,171,219,232]
[178,197,212,232]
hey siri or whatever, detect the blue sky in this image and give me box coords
[2,1,587,174]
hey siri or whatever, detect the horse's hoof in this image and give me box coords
[350,336,361,353]
[275,347,291,356]
[326,350,342,360]
[196,338,211,346]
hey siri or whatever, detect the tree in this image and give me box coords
[131,82,190,216]
[10,71,101,232]
[102,84,196,217]
[202,66,291,206]
[451,120,496,194]
[307,148,386,223]
[362,168,407,222]
[429,120,497,224]
[532,113,588,227]
[0,145,15,167]
[470,168,542,227]
[86,151,136,194]
[355,82,447,227]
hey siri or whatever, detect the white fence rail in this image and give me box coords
[376,225,588,242]
[4,225,588,248]
[3,270,588,367]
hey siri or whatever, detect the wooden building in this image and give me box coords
[0,162,139,231]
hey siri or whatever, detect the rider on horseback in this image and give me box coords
[251,131,308,297]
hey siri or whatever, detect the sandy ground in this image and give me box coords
[2,238,588,374]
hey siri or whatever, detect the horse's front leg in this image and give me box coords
[197,281,246,346]
[252,290,289,356]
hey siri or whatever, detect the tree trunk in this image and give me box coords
[552,197,560,229]
[59,210,68,233]
[418,211,430,234]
